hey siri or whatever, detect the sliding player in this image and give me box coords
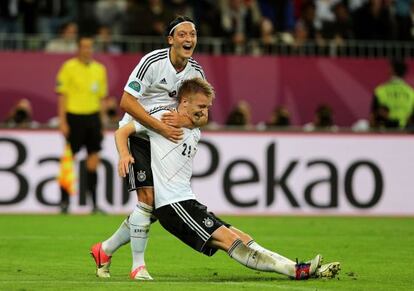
[116,78,341,280]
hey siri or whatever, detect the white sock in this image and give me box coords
[102,218,130,255]
[247,240,296,265]
[228,239,296,277]
[129,202,153,271]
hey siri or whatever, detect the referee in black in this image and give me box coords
[56,35,108,213]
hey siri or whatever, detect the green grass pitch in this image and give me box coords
[0,215,413,291]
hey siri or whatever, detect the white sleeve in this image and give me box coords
[133,120,147,134]
[196,67,206,80]
[123,55,154,98]
[189,58,206,80]
[118,113,133,128]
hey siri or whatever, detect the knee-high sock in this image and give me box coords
[129,202,153,270]
[86,171,97,208]
[102,218,130,255]
[228,239,296,277]
[246,240,296,265]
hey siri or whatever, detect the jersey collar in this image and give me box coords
[168,48,189,74]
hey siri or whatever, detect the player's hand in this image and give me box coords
[59,121,69,138]
[161,111,193,128]
[118,154,134,178]
[161,111,181,127]
[159,124,183,143]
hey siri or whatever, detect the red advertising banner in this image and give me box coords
[1,52,414,126]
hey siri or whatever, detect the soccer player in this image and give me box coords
[116,78,341,280]
[91,16,206,279]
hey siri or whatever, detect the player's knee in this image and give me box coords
[236,230,252,243]
[229,226,252,244]
[212,226,241,250]
[227,231,241,245]
[137,188,154,206]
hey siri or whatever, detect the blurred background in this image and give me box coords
[1,0,414,130]
[1,0,414,215]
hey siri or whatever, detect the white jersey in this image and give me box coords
[133,109,200,209]
[123,47,205,111]
[120,47,205,136]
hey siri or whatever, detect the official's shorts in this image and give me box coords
[66,112,102,154]
[154,199,231,256]
[126,136,154,190]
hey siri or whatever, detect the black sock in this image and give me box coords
[60,187,69,213]
[87,171,98,209]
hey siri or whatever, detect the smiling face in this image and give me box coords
[168,22,197,61]
[177,78,215,126]
[181,92,212,124]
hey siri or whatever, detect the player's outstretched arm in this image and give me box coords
[115,122,135,178]
[120,92,183,142]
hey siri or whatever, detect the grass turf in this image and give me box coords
[0,215,413,290]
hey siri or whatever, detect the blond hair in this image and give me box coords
[178,78,215,103]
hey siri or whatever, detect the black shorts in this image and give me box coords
[66,113,102,154]
[126,136,154,190]
[154,199,231,256]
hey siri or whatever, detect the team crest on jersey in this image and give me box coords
[128,81,141,92]
[203,217,214,228]
[137,170,146,182]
